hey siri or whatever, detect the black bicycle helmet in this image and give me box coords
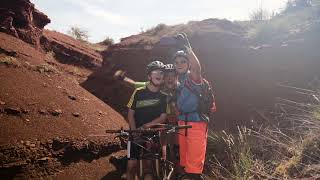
[164,64,175,72]
[146,60,165,74]
[172,50,189,61]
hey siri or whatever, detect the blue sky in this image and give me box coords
[31,0,287,43]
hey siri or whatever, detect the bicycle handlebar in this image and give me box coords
[105,125,192,134]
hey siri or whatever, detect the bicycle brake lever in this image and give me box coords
[166,128,175,134]
[120,130,129,136]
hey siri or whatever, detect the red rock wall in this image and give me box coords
[0,0,50,47]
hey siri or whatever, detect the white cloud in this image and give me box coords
[32,0,287,43]
[63,0,133,25]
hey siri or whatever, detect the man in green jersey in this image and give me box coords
[115,63,179,161]
[126,61,167,180]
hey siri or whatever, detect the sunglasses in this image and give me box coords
[174,59,188,65]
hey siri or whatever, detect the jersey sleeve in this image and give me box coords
[127,89,138,110]
[134,81,147,89]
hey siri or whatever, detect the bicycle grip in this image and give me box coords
[105,129,121,133]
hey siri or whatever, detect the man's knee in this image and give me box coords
[142,160,154,176]
[127,160,137,173]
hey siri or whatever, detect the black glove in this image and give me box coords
[174,32,192,51]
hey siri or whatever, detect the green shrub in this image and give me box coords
[100,36,114,46]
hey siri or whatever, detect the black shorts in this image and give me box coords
[127,136,160,160]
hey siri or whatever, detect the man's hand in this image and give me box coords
[175,33,202,82]
[113,70,126,81]
[174,32,192,52]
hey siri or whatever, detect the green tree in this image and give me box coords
[100,36,114,46]
[68,26,89,41]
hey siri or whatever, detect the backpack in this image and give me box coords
[184,78,217,121]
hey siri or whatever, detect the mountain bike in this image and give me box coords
[105,124,192,180]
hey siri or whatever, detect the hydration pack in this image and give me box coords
[184,78,217,121]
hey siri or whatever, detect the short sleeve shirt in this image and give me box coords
[176,72,202,121]
[134,81,148,89]
[127,86,167,128]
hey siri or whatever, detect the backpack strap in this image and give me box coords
[185,78,215,122]
[184,77,202,98]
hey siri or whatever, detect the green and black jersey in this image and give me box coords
[127,86,167,128]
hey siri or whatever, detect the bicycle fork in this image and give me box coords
[138,159,161,179]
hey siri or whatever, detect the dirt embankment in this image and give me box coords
[0,0,127,179]
[41,30,104,70]
[0,31,128,179]
[83,18,320,130]
[1,0,104,71]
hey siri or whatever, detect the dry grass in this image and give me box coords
[0,56,21,68]
[206,85,320,179]
[145,23,168,35]
[206,127,256,180]
[35,63,60,74]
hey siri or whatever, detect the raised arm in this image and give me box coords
[114,70,147,89]
[176,33,202,82]
[187,47,202,82]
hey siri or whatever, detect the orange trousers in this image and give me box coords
[178,120,208,174]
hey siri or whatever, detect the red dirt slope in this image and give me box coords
[0,0,128,178]
[0,31,127,179]
[41,30,103,70]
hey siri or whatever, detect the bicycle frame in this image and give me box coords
[106,124,192,180]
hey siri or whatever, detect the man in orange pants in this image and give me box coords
[173,33,216,179]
